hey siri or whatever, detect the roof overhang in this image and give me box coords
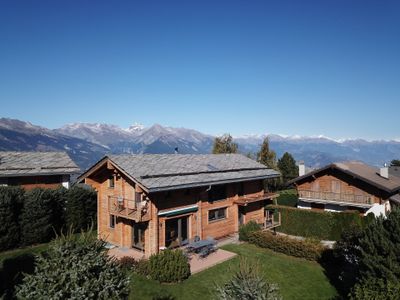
[77,156,150,193]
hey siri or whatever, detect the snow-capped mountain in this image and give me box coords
[1,117,400,170]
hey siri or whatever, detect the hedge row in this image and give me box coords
[0,185,96,251]
[268,205,373,241]
[248,231,325,261]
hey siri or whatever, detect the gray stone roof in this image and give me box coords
[105,154,280,192]
[0,151,80,177]
[291,161,400,193]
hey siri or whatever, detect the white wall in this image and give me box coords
[365,201,391,217]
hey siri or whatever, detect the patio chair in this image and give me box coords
[199,247,210,259]
[194,235,200,242]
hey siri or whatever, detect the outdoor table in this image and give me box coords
[186,239,215,253]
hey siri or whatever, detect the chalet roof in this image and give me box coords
[289,161,400,194]
[80,154,280,192]
[0,151,80,177]
[390,193,400,205]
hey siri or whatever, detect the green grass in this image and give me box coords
[276,189,298,207]
[129,243,338,300]
[0,244,49,265]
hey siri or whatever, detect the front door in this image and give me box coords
[132,222,147,250]
[165,216,188,248]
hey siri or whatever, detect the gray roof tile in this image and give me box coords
[107,154,280,192]
[0,151,80,177]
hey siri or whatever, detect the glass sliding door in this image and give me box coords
[165,216,188,248]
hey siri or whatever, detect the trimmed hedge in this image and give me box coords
[0,187,24,251]
[248,231,325,261]
[0,185,97,251]
[239,221,261,241]
[149,249,191,283]
[268,205,372,241]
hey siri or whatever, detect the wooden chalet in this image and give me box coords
[78,153,280,257]
[0,151,80,190]
[290,161,400,217]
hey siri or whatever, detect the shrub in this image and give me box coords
[248,231,325,261]
[0,186,24,251]
[149,249,190,283]
[239,221,261,241]
[16,229,130,299]
[215,258,281,300]
[0,253,36,299]
[135,259,151,277]
[119,256,138,270]
[19,188,66,246]
[350,278,400,300]
[268,205,368,241]
[65,185,97,232]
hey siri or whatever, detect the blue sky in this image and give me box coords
[0,1,399,140]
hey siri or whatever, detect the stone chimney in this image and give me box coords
[298,161,306,176]
[380,163,389,179]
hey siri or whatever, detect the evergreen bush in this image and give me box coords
[248,231,325,261]
[65,185,97,232]
[215,258,281,300]
[16,230,130,299]
[239,221,261,241]
[350,278,400,300]
[19,188,66,246]
[0,186,24,251]
[149,249,190,283]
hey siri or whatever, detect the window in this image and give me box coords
[331,180,341,193]
[109,215,116,228]
[208,207,227,222]
[208,185,227,202]
[135,191,142,203]
[109,175,115,188]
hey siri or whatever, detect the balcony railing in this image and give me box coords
[108,195,150,221]
[298,190,374,206]
[234,192,279,205]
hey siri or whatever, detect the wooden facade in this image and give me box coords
[293,167,392,215]
[83,161,276,257]
[0,175,70,190]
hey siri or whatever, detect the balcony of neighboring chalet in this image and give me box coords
[298,189,374,208]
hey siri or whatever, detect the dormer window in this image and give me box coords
[109,175,115,188]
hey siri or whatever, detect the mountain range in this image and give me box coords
[1,118,399,171]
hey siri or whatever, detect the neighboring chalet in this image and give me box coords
[290,161,400,217]
[78,154,280,257]
[0,151,80,189]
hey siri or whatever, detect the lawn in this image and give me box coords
[276,189,298,207]
[129,243,338,300]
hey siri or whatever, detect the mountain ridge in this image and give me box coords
[1,117,399,170]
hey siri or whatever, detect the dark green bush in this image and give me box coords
[248,231,325,261]
[19,188,66,246]
[149,249,190,283]
[65,185,97,232]
[0,186,24,251]
[136,259,151,277]
[268,205,368,241]
[350,278,400,300]
[239,221,261,241]
[0,253,36,299]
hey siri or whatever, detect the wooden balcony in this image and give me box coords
[108,196,151,222]
[234,192,279,206]
[298,190,374,207]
